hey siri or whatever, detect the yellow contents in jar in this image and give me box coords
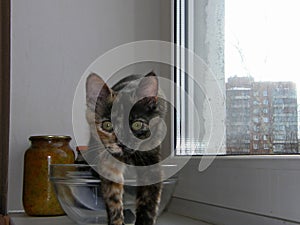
[23,135,74,216]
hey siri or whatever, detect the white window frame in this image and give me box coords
[253,134,259,141]
[170,0,300,224]
[174,0,226,156]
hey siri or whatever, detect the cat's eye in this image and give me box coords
[102,121,113,132]
[131,121,144,131]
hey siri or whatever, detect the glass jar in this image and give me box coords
[23,135,75,216]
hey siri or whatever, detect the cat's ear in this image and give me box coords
[136,72,158,98]
[86,73,112,106]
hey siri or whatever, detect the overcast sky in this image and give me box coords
[225,0,300,84]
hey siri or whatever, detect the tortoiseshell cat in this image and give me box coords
[85,72,166,225]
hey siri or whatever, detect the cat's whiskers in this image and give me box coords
[81,144,106,165]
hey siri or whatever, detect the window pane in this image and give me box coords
[175,0,300,155]
[225,0,299,154]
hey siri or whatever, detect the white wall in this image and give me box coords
[9,0,168,211]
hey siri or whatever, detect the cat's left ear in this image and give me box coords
[86,73,112,107]
[136,72,158,99]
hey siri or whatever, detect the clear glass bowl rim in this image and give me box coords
[50,163,178,185]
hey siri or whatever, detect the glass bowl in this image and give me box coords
[50,164,178,225]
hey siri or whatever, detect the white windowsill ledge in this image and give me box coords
[10,212,210,225]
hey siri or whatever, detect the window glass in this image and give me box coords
[225,0,299,154]
[175,0,300,155]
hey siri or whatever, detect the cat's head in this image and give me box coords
[86,72,166,156]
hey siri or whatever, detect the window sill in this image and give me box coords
[175,154,300,170]
[9,212,210,225]
[172,157,300,224]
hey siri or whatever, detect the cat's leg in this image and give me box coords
[133,148,162,225]
[101,179,125,225]
[135,182,162,225]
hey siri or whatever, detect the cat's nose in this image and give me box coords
[117,142,135,154]
[117,142,126,148]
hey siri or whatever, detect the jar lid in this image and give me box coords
[29,135,72,141]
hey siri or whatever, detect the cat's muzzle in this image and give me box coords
[117,143,135,155]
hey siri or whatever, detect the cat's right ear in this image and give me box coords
[86,73,112,107]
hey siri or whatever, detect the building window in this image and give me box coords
[253,100,260,105]
[253,108,259,114]
[263,108,268,114]
[263,90,268,96]
[253,126,260,132]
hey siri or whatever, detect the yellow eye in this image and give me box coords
[102,121,113,132]
[131,121,143,131]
